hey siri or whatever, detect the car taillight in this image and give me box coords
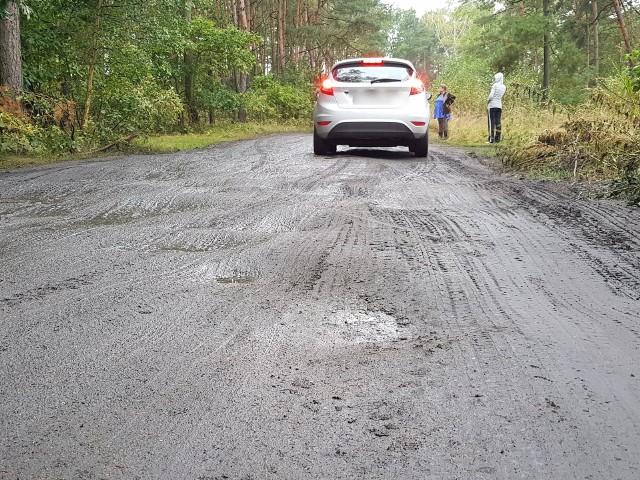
[410,79,425,95]
[320,79,334,96]
[362,58,384,66]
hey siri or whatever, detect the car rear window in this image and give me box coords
[332,63,413,83]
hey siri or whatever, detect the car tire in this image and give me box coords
[413,133,428,158]
[314,128,336,155]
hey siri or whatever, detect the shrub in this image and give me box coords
[0,111,41,154]
[499,70,640,202]
[92,78,183,138]
[196,80,241,120]
[243,76,313,122]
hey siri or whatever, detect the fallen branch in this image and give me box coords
[91,134,138,154]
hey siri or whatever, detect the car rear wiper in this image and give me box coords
[370,78,402,84]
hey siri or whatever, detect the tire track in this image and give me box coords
[2,138,639,479]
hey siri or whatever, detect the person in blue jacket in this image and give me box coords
[434,84,455,139]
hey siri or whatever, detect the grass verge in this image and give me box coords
[133,122,310,153]
[0,121,311,170]
[435,107,564,147]
[447,103,640,205]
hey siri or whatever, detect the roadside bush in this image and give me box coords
[92,78,183,138]
[628,50,640,93]
[197,80,241,121]
[0,111,82,155]
[244,76,313,122]
[0,112,39,153]
[499,71,640,202]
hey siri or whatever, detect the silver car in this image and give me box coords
[313,57,431,157]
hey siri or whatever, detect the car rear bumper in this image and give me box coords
[326,122,421,147]
[313,103,429,146]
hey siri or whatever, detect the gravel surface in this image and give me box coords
[1,135,639,479]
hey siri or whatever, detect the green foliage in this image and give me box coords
[455,0,633,105]
[0,111,80,155]
[243,76,313,122]
[0,112,38,153]
[388,9,437,74]
[196,80,240,114]
[188,18,258,75]
[629,51,640,92]
[429,1,640,198]
[0,111,36,135]
[499,69,640,201]
[310,0,392,60]
[437,55,491,112]
[92,79,183,137]
[471,5,547,73]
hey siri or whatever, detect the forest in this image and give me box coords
[0,0,639,197]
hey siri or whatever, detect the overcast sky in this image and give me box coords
[381,0,454,16]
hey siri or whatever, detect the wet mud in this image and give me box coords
[1,136,639,479]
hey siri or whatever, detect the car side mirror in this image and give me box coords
[425,92,432,100]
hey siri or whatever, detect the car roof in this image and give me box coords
[331,58,416,70]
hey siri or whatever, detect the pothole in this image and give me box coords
[216,276,254,284]
[329,309,400,343]
[159,246,214,253]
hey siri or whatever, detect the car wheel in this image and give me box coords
[414,133,428,158]
[314,128,336,155]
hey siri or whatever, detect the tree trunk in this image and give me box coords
[231,0,238,26]
[542,0,550,99]
[270,0,277,74]
[234,0,250,122]
[612,0,633,67]
[293,0,301,63]
[82,0,105,129]
[592,0,600,78]
[237,0,249,31]
[184,1,198,124]
[278,0,287,75]
[248,0,256,31]
[0,0,23,93]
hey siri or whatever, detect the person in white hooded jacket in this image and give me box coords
[487,72,506,143]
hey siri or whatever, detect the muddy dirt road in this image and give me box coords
[1,135,639,479]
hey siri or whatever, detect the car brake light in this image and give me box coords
[362,58,384,66]
[411,121,426,126]
[410,79,425,95]
[320,78,333,96]
[317,121,332,126]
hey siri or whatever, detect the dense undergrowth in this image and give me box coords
[0,76,313,163]
[495,73,640,205]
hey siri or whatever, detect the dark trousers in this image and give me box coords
[488,108,502,143]
[437,118,448,138]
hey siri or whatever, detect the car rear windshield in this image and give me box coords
[332,62,413,83]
